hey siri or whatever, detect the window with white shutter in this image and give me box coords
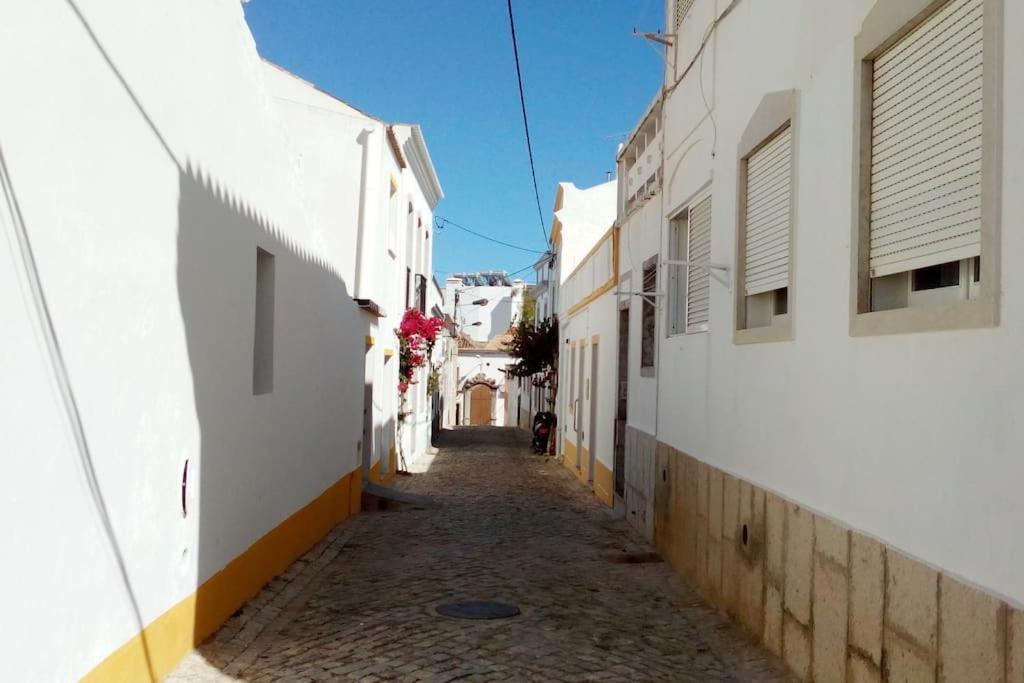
[868,0,983,279]
[741,124,792,329]
[667,215,687,335]
[745,126,792,296]
[685,196,712,332]
[674,0,695,31]
[852,0,997,334]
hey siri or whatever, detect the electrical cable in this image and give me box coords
[507,0,550,245]
[435,215,546,254]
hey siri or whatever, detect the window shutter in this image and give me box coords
[674,0,695,30]
[868,0,983,277]
[686,196,712,330]
[744,125,792,296]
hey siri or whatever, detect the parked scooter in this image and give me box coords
[532,412,555,454]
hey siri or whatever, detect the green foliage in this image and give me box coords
[505,317,558,382]
[520,290,536,324]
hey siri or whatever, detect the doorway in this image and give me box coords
[614,307,628,498]
[575,342,586,473]
[469,384,493,425]
[362,381,373,473]
[588,340,598,485]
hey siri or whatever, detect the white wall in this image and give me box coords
[652,0,1024,605]
[456,352,511,426]
[0,1,441,678]
[617,196,662,438]
[559,293,618,487]
[445,282,520,343]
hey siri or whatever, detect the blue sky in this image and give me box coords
[243,1,665,282]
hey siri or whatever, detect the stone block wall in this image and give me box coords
[623,425,656,541]
[651,443,1023,682]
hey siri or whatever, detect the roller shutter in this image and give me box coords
[869,0,983,277]
[686,196,712,329]
[744,125,792,296]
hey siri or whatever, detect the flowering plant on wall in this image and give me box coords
[393,308,445,474]
[396,308,444,396]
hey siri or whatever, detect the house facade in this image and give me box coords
[555,0,1024,680]
[549,181,618,502]
[0,1,444,680]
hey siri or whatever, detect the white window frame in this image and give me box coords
[671,189,713,336]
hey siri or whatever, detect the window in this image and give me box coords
[405,267,412,310]
[741,124,793,331]
[253,247,275,395]
[674,0,695,30]
[684,195,712,332]
[668,215,686,335]
[569,343,577,421]
[387,177,399,256]
[640,257,657,372]
[852,0,997,334]
[415,274,427,314]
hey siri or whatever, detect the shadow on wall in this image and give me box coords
[489,297,512,337]
[32,4,368,679]
[176,166,368,667]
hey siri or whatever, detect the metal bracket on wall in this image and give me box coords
[613,290,663,308]
[662,259,733,289]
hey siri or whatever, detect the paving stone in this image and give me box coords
[167,427,790,682]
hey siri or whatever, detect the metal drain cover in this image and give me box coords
[435,600,520,620]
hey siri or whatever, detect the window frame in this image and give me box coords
[671,190,713,336]
[639,256,658,376]
[387,176,399,258]
[667,212,687,336]
[733,90,798,345]
[849,0,1002,336]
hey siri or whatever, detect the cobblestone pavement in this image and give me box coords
[168,427,790,682]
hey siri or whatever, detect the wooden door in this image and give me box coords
[469,385,493,425]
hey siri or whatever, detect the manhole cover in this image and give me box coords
[435,600,520,620]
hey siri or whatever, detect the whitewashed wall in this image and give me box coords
[656,0,1024,605]
[456,352,510,426]
[559,293,618,492]
[0,0,410,679]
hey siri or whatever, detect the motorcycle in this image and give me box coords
[531,411,555,455]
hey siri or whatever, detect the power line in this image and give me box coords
[435,216,545,254]
[506,0,549,246]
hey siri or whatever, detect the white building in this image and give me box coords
[453,333,515,427]
[0,1,444,680]
[550,180,618,503]
[560,0,1024,680]
[444,271,526,343]
[262,64,444,485]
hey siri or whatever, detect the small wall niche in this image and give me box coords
[253,246,275,395]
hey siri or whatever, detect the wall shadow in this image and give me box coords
[488,297,513,337]
[176,165,369,664]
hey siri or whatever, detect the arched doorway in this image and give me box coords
[461,373,498,426]
[469,384,494,425]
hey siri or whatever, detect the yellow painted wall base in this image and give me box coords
[563,439,613,507]
[83,466,362,683]
[562,438,578,472]
[593,459,614,507]
[368,447,397,485]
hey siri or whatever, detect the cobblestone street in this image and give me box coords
[168,427,790,682]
